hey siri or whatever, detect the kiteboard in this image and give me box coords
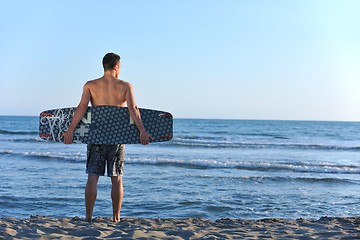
[39,106,173,144]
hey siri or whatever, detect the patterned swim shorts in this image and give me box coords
[86,144,125,177]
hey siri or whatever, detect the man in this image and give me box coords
[62,53,151,222]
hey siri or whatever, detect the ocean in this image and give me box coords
[0,116,359,220]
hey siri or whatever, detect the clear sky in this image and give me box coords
[0,0,359,121]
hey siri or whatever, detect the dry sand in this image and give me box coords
[1,215,359,239]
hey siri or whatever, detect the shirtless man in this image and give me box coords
[62,53,151,222]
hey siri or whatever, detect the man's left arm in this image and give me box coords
[62,84,91,144]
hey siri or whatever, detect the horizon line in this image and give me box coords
[0,114,359,123]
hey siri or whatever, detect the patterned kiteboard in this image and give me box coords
[39,106,173,144]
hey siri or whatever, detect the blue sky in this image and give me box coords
[0,0,359,121]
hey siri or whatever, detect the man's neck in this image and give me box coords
[103,70,118,79]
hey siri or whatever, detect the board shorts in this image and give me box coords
[86,144,125,177]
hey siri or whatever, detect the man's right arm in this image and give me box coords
[125,83,151,145]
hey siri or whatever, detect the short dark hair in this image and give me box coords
[102,53,121,70]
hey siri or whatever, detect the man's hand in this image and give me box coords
[62,130,74,144]
[140,131,152,145]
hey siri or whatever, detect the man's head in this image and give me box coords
[102,53,121,71]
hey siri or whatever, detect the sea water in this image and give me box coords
[0,116,359,220]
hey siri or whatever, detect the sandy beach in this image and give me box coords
[0,215,359,239]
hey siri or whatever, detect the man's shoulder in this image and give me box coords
[85,78,100,86]
[116,79,132,88]
[84,78,132,89]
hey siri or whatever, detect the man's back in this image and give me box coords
[86,77,129,107]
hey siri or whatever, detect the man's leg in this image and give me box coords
[85,174,99,222]
[111,176,124,222]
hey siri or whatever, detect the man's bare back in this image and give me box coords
[86,77,129,107]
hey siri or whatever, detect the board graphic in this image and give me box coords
[39,106,173,144]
